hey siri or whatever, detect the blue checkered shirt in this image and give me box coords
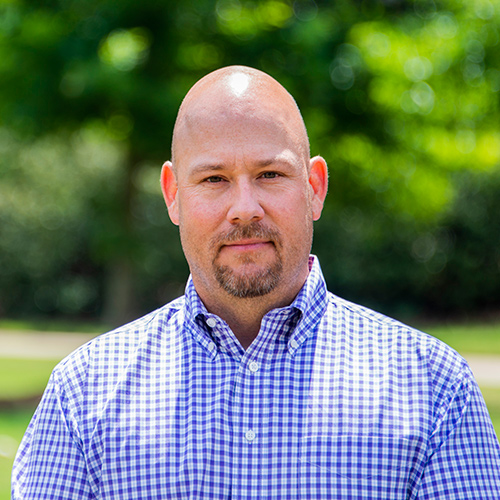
[12,257,500,498]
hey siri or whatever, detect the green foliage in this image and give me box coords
[0,0,499,320]
[314,167,500,317]
[0,127,123,315]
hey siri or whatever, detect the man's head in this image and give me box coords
[161,66,328,308]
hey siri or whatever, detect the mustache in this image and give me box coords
[211,223,282,249]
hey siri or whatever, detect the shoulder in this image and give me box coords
[65,295,184,355]
[322,293,481,430]
[324,291,470,383]
[51,296,186,400]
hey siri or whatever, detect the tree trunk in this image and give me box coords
[101,151,140,328]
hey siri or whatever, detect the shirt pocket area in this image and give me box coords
[299,434,421,498]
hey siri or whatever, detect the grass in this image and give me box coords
[0,359,59,399]
[0,318,108,334]
[425,322,500,355]
[481,387,500,437]
[0,410,34,500]
[0,355,61,500]
[0,357,58,500]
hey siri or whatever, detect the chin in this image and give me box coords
[214,261,283,299]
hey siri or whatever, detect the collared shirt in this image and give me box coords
[12,256,500,499]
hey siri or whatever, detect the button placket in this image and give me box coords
[239,354,262,445]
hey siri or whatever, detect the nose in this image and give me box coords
[226,180,265,224]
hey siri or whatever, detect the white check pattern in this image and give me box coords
[12,256,500,499]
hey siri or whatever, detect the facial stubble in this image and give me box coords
[211,223,283,298]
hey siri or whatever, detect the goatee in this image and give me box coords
[211,223,283,298]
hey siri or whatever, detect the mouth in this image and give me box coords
[211,222,282,261]
[221,239,274,252]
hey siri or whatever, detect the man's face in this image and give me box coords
[163,103,324,305]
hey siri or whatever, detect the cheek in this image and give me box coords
[178,197,223,241]
[270,191,310,225]
[179,190,209,216]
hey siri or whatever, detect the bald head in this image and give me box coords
[171,66,310,169]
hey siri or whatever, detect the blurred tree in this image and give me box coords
[0,0,498,324]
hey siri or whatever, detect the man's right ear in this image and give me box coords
[160,161,179,226]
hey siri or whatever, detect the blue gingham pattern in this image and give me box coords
[12,256,500,498]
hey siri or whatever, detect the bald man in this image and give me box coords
[13,66,500,499]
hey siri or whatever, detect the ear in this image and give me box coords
[160,161,179,226]
[308,156,328,221]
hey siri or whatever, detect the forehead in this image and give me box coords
[175,95,307,165]
[175,109,304,172]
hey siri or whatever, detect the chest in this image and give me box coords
[82,348,430,499]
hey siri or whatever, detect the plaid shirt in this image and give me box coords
[13,256,500,499]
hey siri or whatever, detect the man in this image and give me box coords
[12,66,500,498]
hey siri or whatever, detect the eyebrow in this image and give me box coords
[256,158,275,167]
[189,155,297,175]
[190,164,225,175]
[261,150,300,167]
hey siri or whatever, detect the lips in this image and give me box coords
[223,239,272,249]
[211,222,282,253]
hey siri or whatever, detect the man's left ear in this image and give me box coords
[308,156,328,221]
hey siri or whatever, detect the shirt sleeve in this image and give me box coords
[416,364,500,499]
[11,369,93,499]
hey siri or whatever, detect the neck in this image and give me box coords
[199,284,303,350]
[209,301,265,349]
[192,260,311,349]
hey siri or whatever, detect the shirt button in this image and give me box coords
[206,317,217,328]
[248,361,259,373]
[245,429,256,442]
[207,341,216,352]
[290,339,299,349]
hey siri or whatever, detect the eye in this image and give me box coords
[204,175,224,183]
[260,171,280,179]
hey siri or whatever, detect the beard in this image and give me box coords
[211,223,283,298]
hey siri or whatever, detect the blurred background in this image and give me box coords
[1,0,500,496]
[0,0,500,325]
[0,0,499,326]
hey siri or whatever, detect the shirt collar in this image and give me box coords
[183,255,328,357]
[184,274,210,322]
[285,255,328,353]
[289,255,326,317]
